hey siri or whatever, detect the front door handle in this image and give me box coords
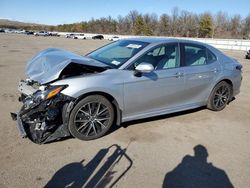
[175,72,184,78]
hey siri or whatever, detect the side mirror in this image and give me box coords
[134,62,154,76]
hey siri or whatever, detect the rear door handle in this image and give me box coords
[175,72,184,78]
[212,68,218,73]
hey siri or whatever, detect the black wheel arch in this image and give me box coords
[63,92,122,127]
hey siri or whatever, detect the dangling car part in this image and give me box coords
[11,39,242,144]
[11,81,73,144]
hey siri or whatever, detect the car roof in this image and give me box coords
[124,37,208,46]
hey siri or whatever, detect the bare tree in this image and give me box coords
[242,14,250,39]
[171,7,179,36]
[157,13,171,36]
[214,11,231,38]
[230,15,241,38]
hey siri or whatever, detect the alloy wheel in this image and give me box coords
[74,102,111,137]
[213,85,230,109]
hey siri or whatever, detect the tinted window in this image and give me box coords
[207,49,217,63]
[132,44,180,70]
[183,44,217,66]
[184,45,207,66]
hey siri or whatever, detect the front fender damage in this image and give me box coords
[11,93,74,144]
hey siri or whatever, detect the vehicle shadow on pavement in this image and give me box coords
[162,145,234,188]
[44,144,133,188]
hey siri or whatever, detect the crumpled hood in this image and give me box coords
[25,48,106,84]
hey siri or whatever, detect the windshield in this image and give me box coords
[87,40,149,68]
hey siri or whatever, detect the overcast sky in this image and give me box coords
[0,0,249,25]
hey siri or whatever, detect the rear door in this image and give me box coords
[180,43,221,104]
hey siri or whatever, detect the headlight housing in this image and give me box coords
[33,85,68,103]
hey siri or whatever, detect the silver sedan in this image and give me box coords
[12,38,242,143]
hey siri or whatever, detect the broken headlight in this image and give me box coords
[34,85,68,103]
[22,85,68,110]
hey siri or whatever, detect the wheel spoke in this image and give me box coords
[92,122,97,135]
[95,103,101,115]
[221,96,228,100]
[87,103,92,115]
[222,88,228,95]
[77,121,90,132]
[79,109,90,116]
[220,98,224,106]
[86,124,92,136]
[215,98,220,107]
[97,107,108,115]
[96,120,107,129]
[214,93,220,97]
[96,117,110,121]
[74,119,88,123]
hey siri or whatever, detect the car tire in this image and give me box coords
[207,81,232,111]
[68,95,114,140]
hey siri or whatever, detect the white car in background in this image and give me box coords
[66,33,76,38]
[73,34,86,39]
[34,31,49,36]
[109,36,120,41]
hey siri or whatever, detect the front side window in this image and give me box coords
[131,43,180,70]
[88,40,148,68]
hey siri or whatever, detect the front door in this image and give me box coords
[123,43,187,120]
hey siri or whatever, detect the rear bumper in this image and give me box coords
[10,112,27,138]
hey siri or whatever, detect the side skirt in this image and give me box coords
[122,102,205,123]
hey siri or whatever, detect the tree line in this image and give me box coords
[2,8,250,39]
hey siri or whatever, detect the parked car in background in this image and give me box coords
[74,34,86,39]
[92,35,104,40]
[34,31,49,36]
[66,33,75,38]
[0,28,5,33]
[18,30,27,34]
[49,32,60,37]
[109,36,120,41]
[26,31,34,35]
[11,38,242,144]
[246,50,250,59]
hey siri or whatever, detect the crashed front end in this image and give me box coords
[10,48,107,144]
[11,79,73,144]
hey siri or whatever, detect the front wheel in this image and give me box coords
[207,81,232,111]
[68,95,114,140]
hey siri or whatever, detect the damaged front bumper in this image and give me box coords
[10,112,27,137]
[11,80,74,144]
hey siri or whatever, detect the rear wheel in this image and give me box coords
[69,95,114,140]
[207,81,232,111]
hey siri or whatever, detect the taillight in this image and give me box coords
[236,65,242,71]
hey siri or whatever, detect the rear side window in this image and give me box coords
[183,44,216,66]
[206,49,217,63]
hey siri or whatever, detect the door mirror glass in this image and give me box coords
[135,62,154,73]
